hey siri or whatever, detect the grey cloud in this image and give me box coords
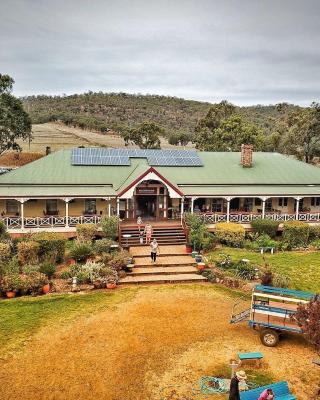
[0,0,320,105]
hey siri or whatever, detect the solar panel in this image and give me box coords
[71,148,202,167]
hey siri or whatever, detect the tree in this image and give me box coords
[283,103,320,163]
[294,297,320,352]
[193,113,265,151]
[121,121,163,149]
[0,74,32,154]
[168,131,193,146]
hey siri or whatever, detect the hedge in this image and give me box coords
[215,222,245,247]
[251,219,279,238]
[282,221,310,248]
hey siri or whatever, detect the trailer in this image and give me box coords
[230,285,316,347]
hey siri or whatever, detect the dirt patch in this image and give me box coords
[0,152,44,167]
[0,285,318,400]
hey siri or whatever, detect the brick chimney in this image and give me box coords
[240,144,253,167]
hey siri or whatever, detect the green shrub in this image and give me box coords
[251,219,279,238]
[309,225,320,241]
[234,260,256,280]
[255,234,278,249]
[0,274,22,293]
[69,241,93,262]
[310,239,320,250]
[107,250,130,271]
[0,220,10,240]
[20,272,48,294]
[283,221,310,248]
[31,232,66,263]
[39,262,56,279]
[0,256,19,277]
[17,241,40,265]
[184,213,203,229]
[22,264,40,275]
[0,242,11,263]
[273,274,291,288]
[59,270,72,280]
[101,216,118,240]
[94,238,116,255]
[76,224,96,242]
[215,222,245,247]
[201,269,216,282]
[100,266,119,284]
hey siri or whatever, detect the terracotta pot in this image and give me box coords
[42,284,50,294]
[197,263,206,271]
[185,245,192,254]
[6,291,16,298]
[69,258,76,265]
[106,283,117,290]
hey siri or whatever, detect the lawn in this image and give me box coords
[0,289,137,357]
[208,247,320,293]
[0,285,318,400]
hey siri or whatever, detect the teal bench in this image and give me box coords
[238,352,263,367]
[238,352,263,361]
[240,381,296,400]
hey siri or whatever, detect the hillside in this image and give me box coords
[22,92,299,136]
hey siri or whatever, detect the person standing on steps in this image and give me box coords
[228,370,247,400]
[150,238,160,264]
[144,223,153,244]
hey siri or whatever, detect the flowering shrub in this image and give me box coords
[76,224,96,242]
[17,241,40,265]
[215,222,245,247]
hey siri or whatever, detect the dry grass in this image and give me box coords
[0,152,44,167]
[0,284,318,400]
[16,122,194,153]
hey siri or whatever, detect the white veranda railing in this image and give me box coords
[1,215,101,230]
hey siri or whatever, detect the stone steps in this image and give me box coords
[119,273,206,284]
[133,255,196,267]
[130,266,198,276]
[119,244,206,285]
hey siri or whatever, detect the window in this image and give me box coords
[212,199,223,212]
[46,199,58,215]
[265,199,273,212]
[6,200,19,215]
[84,199,96,214]
[311,197,320,206]
[243,198,254,212]
[278,197,288,207]
[255,198,262,206]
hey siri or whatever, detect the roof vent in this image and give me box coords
[241,144,253,168]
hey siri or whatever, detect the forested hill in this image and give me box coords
[21,92,299,135]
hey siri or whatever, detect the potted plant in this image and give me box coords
[1,274,21,298]
[195,254,202,263]
[197,262,206,271]
[185,242,192,254]
[42,282,50,294]
[106,280,117,289]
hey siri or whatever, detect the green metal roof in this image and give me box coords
[1,149,320,197]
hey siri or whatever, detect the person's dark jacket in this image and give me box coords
[229,376,240,400]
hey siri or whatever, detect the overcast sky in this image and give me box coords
[1,0,320,105]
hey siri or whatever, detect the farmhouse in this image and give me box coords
[1,144,320,234]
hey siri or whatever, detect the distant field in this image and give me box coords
[17,122,194,153]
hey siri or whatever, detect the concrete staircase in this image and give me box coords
[120,224,186,246]
[119,245,207,285]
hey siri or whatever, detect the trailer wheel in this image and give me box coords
[260,329,279,347]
